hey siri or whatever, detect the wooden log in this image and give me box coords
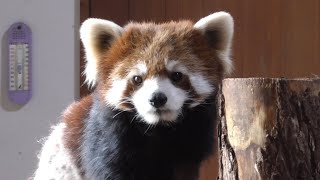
[218,78,320,180]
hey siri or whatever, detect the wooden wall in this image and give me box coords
[80,0,320,179]
[87,0,320,78]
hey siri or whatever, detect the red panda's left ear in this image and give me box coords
[194,12,234,76]
[80,18,123,87]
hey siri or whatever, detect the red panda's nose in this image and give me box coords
[149,92,167,108]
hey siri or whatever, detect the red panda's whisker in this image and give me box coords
[115,100,132,106]
[112,111,126,119]
[111,98,134,110]
[130,114,139,124]
[144,124,155,134]
[112,108,135,119]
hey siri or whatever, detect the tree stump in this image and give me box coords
[218,78,320,180]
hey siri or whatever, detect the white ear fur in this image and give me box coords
[194,12,234,76]
[80,18,123,87]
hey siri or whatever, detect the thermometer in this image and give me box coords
[7,22,32,104]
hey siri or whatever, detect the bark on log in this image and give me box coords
[218,78,320,180]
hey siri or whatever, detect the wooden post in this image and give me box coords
[218,78,320,180]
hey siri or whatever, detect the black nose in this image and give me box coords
[149,92,167,108]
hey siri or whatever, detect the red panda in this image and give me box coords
[33,12,234,180]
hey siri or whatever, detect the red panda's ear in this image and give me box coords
[80,18,123,87]
[194,12,234,76]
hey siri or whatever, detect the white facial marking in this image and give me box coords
[132,77,187,124]
[188,73,214,107]
[189,73,214,96]
[166,60,215,108]
[136,63,147,75]
[166,61,214,95]
[105,79,128,108]
[166,60,188,74]
[127,63,147,77]
[105,63,148,109]
[166,60,179,71]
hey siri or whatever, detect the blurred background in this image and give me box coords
[0,0,319,179]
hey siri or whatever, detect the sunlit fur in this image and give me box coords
[94,17,233,124]
[33,12,234,180]
[80,18,123,87]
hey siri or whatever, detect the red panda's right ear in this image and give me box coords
[80,18,123,88]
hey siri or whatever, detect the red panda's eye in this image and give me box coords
[132,76,143,85]
[171,72,183,82]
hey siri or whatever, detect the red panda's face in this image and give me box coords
[80,12,234,124]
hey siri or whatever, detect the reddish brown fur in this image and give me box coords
[95,21,223,108]
[60,20,224,179]
[63,20,224,157]
[62,95,93,173]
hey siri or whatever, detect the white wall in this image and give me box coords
[0,0,79,179]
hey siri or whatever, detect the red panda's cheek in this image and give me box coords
[188,73,215,99]
[104,79,129,108]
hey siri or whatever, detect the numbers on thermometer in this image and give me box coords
[9,43,29,91]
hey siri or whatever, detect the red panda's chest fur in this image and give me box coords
[62,92,216,180]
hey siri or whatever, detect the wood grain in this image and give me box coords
[129,0,166,22]
[219,78,320,179]
[90,0,129,26]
